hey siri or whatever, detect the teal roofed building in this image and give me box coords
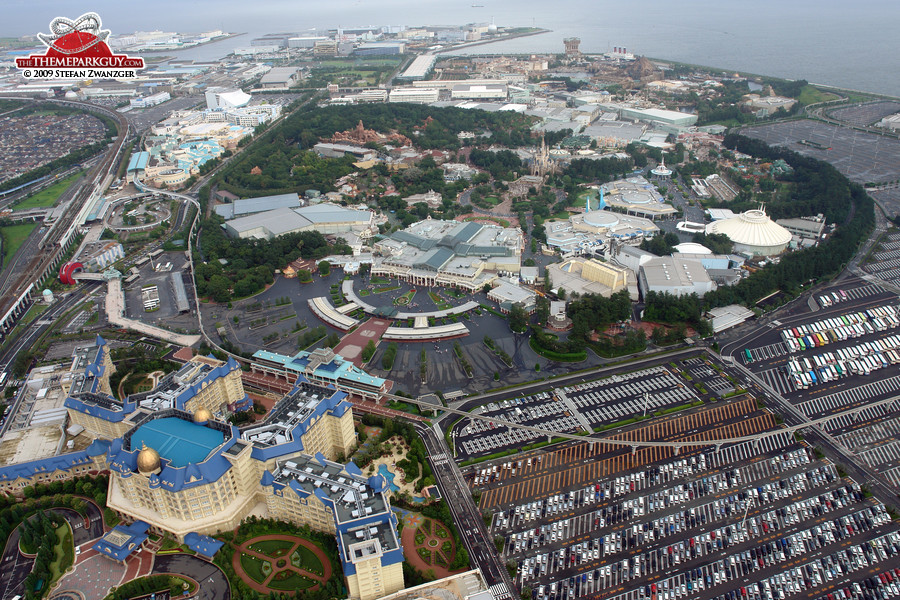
[250,348,388,401]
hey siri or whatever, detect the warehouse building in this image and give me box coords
[775,216,826,240]
[450,83,508,100]
[213,192,302,220]
[398,54,437,80]
[223,204,375,240]
[638,257,715,298]
[259,67,300,88]
[389,87,440,104]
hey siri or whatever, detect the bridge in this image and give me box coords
[373,387,900,453]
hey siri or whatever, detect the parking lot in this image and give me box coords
[827,102,900,128]
[735,282,900,498]
[742,120,900,186]
[471,396,778,510]
[469,385,900,600]
[454,366,700,461]
[741,299,900,397]
[865,231,900,286]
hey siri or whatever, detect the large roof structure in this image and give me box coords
[706,208,791,256]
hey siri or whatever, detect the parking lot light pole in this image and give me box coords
[741,496,755,530]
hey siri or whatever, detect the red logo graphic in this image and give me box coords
[16,12,144,73]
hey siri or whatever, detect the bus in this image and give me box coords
[744,349,752,363]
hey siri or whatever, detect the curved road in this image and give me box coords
[0,500,103,600]
[152,555,230,600]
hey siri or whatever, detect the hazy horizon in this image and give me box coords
[6,0,900,96]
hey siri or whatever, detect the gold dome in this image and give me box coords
[193,407,213,423]
[136,443,160,474]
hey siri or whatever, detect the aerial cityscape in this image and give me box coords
[0,5,900,600]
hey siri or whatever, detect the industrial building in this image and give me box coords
[288,36,329,48]
[354,42,405,56]
[706,208,792,256]
[776,216,826,240]
[213,192,303,220]
[450,83,508,101]
[372,218,522,291]
[223,203,376,240]
[612,105,698,128]
[398,54,437,80]
[638,257,716,298]
[259,67,300,88]
[388,87,440,104]
[205,88,251,110]
[129,91,171,108]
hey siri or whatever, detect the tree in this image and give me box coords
[361,340,377,362]
[508,303,529,333]
[318,261,331,277]
[297,269,312,283]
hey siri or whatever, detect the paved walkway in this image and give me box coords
[400,517,460,579]
[105,278,201,346]
[231,534,331,594]
[334,318,391,366]
[55,553,130,600]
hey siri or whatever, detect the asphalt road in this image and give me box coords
[153,554,230,600]
[416,421,516,600]
[728,359,899,508]
[0,500,105,600]
[0,283,97,437]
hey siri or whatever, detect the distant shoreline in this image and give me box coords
[435,28,550,54]
[136,32,245,54]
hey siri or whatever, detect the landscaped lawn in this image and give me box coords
[240,553,271,583]
[13,170,85,210]
[48,522,74,586]
[292,544,325,575]
[248,539,295,557]
[0,223,37,266]
[394,290,416,305]
[374,285,401,294]
[268,571,317,591]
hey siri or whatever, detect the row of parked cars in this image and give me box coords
[609,483,875,600]
[779,306,900,353]
[787,334,900,388]
[523,450,849,600]
[521,456,833,591]
[818,289,850,307]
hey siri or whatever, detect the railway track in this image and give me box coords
[0,98,128,323]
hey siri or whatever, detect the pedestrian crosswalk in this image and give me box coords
[490,582,513,600]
